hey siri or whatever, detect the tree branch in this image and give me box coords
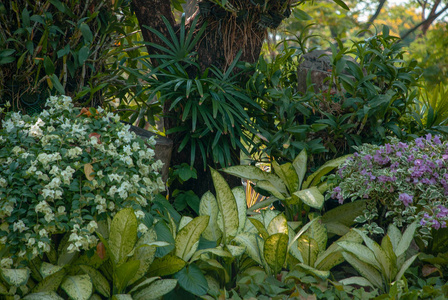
[400,4,448,40]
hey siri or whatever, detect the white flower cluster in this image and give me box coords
[0,95,164,260]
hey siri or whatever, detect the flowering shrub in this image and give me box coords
[0,96,164,261]
[332,135,448,236]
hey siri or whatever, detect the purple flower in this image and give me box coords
[425,133,432,141]
[434,135,442,145]
[363,154,372,161]
[432,219,441,230]
[399,193,413,206]
[396,151,402,157]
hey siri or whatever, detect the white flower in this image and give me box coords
[132,142,140,151]
[87,221,98,233]
[39,229,48,238]
[137,223,148,234]
[11,146,23,156]
[0,177,7,188]
[123,145,132,156]
[13,220,27,232]
[1,258,13,268]
[134,210,145,219]
[108,174,123,183]
[29,118,45,137]
[66,147,83,159]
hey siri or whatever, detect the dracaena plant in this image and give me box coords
[338,222,419,293]
[0,95,164,262]
[223,149,349,222]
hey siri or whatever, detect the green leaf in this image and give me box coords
[342,252,383,289]
[114,260,140,294]
[175,215,209,261]
[395,254,418,281]
[40,262,63,279]
[288,218,319,252]
[233,233,263,265]
[190,247,233,262]
[49,74,65,94]
[23,292,64,300]
[264,233,289,274]
[293,8,313,21]
[291,187,324,209]
[132,279,177,300]
[295,263,330,280]
[338,241,377,267]
[267,213,288,236]
[395,221,418,258]
[79,265,110,298]
[249,218,269,240]
[210,168,239,243]
[333,0,350,11]
[147,254,186,277]
[44,56,55,75]
[109,207,138,266]
[60,275,93,300]
[256,180,286,200]
[78,46,90,65]
[199,191,222,242]
[315,230,362,271]
[128,228,158,285]
[292,149,307,189]
[339,276,374,288]
[232,186,247,234]
[174,264,208,296]
[322,200,367,235]
[272,161,298,194]
[302,155,351,189]
[1,268,30,287]
[129,277,160,294]
[223,165,288,194]
[79,23,93,43]
[32,269,66,293]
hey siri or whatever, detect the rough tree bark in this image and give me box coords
[130,0,274,196]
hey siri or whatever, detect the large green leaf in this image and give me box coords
[132,279,177,300]
[291,187,324,209]
[175,215,209,261]
[337,241,378,267]
[267,213,288,236]
[306,217,327,253]
[109,208,138,266]
[60,275,93,300]
[210,168,239,242]
[22,292,64,300]
[315,230,362,271]
[272,161,298,194]
[264,233,289,274]
[395,221,418,258]
[129,228,158,285]
[40,263,62,279]
[233,233,263,265]
[292,149,307,189]
[199,191,222,242]
[190,247,233,262]
[297,235,319,266]
[129,277,160,294]
[1,268,30,287]
[256,180,286,200]
[395,253,419,281]
[386,224,402,253]
[147,254,186,277]
[295,263,330,280]
[114,260,140,294]
[174,264,209,296]
[302,155,351,189]
[322,200,367,235]
[223,165,288,194]
[342,252,383,290]
[249,218,269,240]
[32,269,66,293]
[79,265,110,298]
[232,186,247,234]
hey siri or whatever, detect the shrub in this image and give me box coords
[332,135,448,237]
[0,95,164,263]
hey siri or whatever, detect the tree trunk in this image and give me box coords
[130,0,276,196]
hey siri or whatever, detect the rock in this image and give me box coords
[128,125,173,183]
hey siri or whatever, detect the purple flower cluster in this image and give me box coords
[333,134,448,232]
[420,205,448,229]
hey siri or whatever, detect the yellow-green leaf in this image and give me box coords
[1,268,30,287]
[109,208,138,266]
[175,215,209,261]
[79,265,110,298]
[61,275,93,300]
[264,233,289,274]
[148,254,186,277]
[267,213,288,236]
[199,191,222,242]
[132,279,177,300]
[292,187,324,209]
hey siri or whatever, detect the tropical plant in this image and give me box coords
[223,149,350,222]
[0,208,177,299]
[338,222,419,293]
[122,16,261,169]
[0,95,164,260]
[0,0,142,112]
